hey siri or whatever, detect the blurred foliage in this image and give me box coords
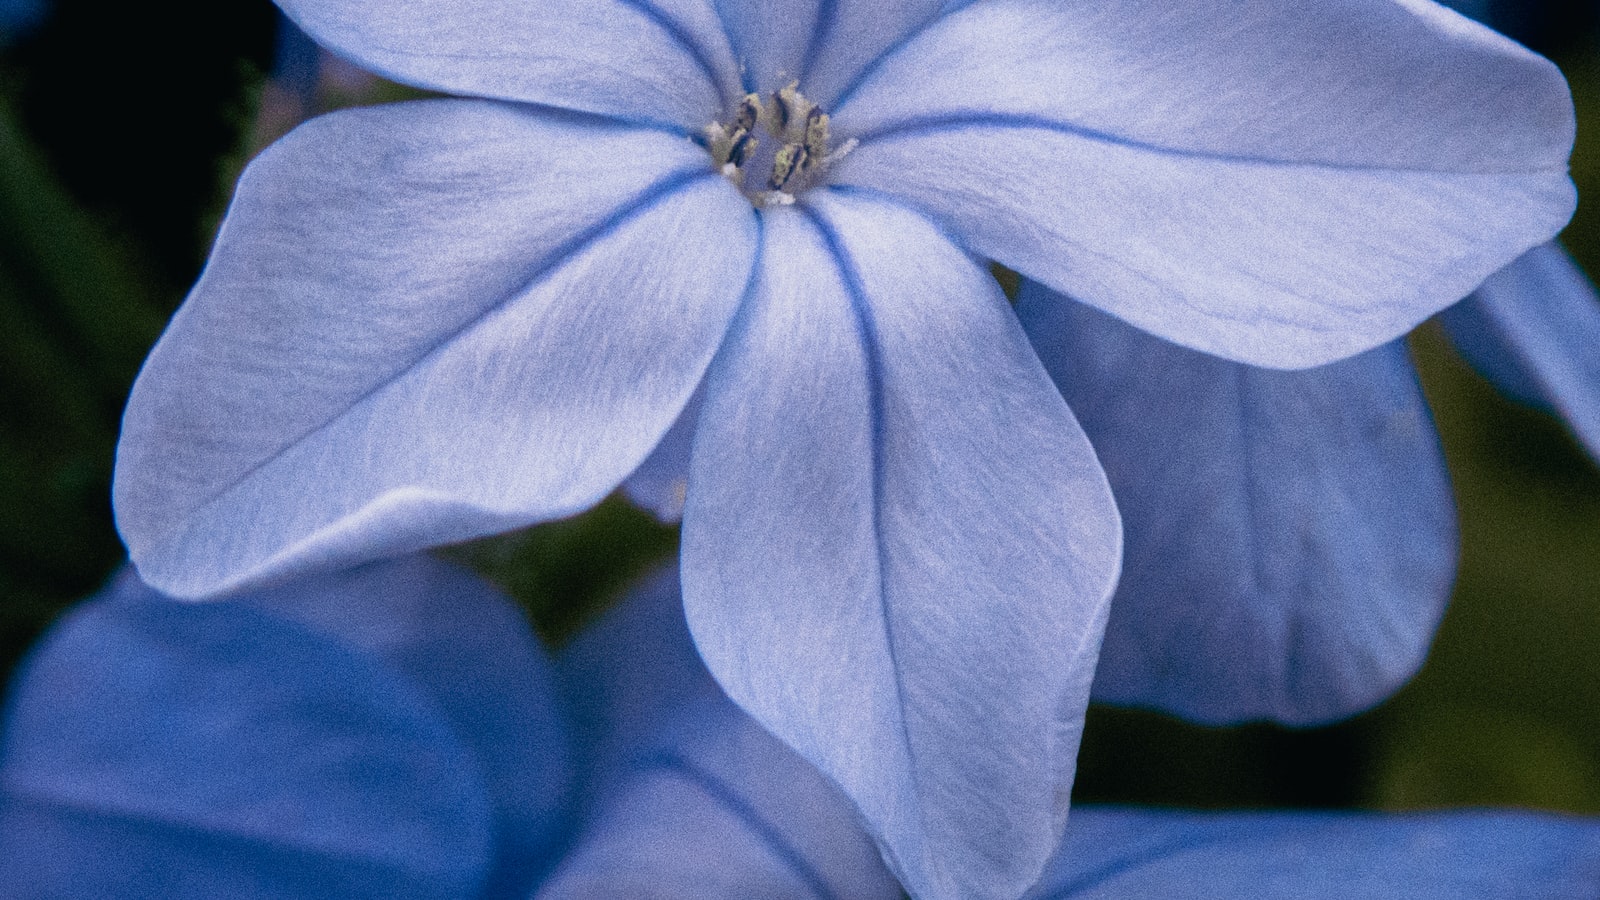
[0,0,279,687]
[1374,323,1600,814]
[0,2,1596,819]
[0,93,169,684]
[444,497,679,648]
[8,0,278,285]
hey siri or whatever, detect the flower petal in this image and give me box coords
[623,391,701,524]
[540,698,903,900]
[1034,807,1600,898]
[0,568,496,898]
[558,565,718,771]
[277,0,739,130]
[1440,242,1600,461]
[539,565,901,899]
[115,100,757,599]
[680,192,1121,900]
[1019,287,1456,725]
[241,554,573,894]
[837,0,1571,171]
[830,0,1574,368]
[711,0,944,102]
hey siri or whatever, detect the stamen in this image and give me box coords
[770,143,810,191]
[732,93,762,134]
[703,83,850,204]
[705,92,766,188]
[728,131,758,168]
[803,108,828,158]
[770,82,811,140]
[821,137,859,167]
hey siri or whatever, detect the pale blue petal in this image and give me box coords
[830,0,1574,368]
[712,0,942,99]
[623,391,700,524]
[710,0,817,94]
[276,0,739,130]
[1440,242,1600,461]
[680,191,1121,900]
[836,0,1570,171]
[115,100,757,599]
[800,0,945,105]
[1031,807,1600,899]
[0,570,496,898]
[1019,286,1455,725]
[539,566,901,899]
[241,554,573,895]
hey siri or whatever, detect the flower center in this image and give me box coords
[702,83,857,207]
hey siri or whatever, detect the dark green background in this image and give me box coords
[1,1,1596,815]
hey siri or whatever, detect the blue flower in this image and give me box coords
[109,2,1574,896]
[8,561,1598,898]
[0,555,572,898]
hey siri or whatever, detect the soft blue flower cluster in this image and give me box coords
[23,0,1590,895]
[3,560,1598,897]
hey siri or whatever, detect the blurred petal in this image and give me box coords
[277,0,738,130]
[243,554,572,895]
[623,391,700,524]
[0,569,498,898]
[1032,807,1600,899]
[116,100,757,599]
[681,192,1121,899]
[0,0,42,44]
[540,566,901,899]
[1440,242,1600,461]
[540,698,902,900]
[557,565,719,773]
[832,0,1574,368]
[1020,288,1455,725]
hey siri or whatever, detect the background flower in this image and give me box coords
[1017,239,1600,727]
[8,562,1596,897]
[1034,806,1600,899]
[0,555,573,897]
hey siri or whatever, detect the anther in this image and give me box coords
[728,131,758,168]
[770,82,810,139]
[732,93,761,134]
[705,92,766,188]
[770,143,810,191]
[802,109,829,161]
